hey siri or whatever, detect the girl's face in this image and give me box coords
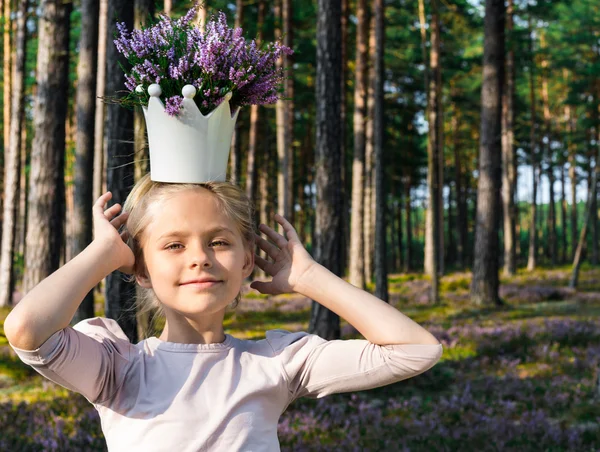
[136,188,254,319]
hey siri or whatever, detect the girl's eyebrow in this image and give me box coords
[157,227,236,241]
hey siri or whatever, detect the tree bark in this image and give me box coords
[363,14,375,284]
[349,0,368,290]
[404,177,412,272]
[452,98,467,269]
[0,0,28,307]
[93,0,108,201]
[229,0,245,185]
[246,0,265,206]
[526,21,538,272]
[501,0,516,275]
[560,159,568,263]
[69,0,100,323]
[104,0,136,343]
[275,0,293,222]
[373,0,388,302]
[541,31,557,266]
[309,0,342,340]
[340,0,349,275]
[470,0,504,306]
[426,0,441,303]
[133,0,155,184]
[23,0,72,294]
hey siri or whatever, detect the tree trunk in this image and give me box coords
[309,0,342,340]
[501,0,516,276]
[395,184,403,271]
[541,31,557,266]
[133,0,154,184]
[164,0,171,15]
[104,0,136,343]
[526,21,538,272]
[69,0,100,323]
[566,102,577,260]
[93,0,108,201]
[363,14,375,284]
[23,0,72,294]
[560,160,568,263]
[0,0,27,307]
[404,178,412,272]
[340,0,349,275]
[451,99,467,269]
[16,115,28,261]
[275,0,293,222]
[246,0,265,206]
[373,0,388,302]
[229,0,245,185]
[426,0,441,303]
[471,0,504,306]
[349,0,368,290]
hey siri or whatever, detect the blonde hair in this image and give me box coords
[122,173,256,337]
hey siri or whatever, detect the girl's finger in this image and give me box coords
[258,223,287,249]
[110,211,129,228]
[274,214,301,242]
[254,254,274,276]
[93,192,112,215]
[255,235,279,259]
[104,203,122,219]
[250,280,276,295]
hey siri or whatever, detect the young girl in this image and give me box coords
[5,174,442,451]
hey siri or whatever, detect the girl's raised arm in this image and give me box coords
[252,214,439,346]
[4,192,134,350]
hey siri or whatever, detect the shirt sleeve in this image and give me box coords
[265,330,443,401]
[9,317,135,404]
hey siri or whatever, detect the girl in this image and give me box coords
[5,175,442,451]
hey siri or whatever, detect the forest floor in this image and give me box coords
[1,266,599,451]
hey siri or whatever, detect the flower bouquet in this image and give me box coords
[111,3,292,183]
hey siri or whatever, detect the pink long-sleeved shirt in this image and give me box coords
[11,317,442,451]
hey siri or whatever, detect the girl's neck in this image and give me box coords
[158,311,226,345]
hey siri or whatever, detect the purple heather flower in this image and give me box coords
[164,95,184,116]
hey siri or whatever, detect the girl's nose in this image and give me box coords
[190,247,212,268]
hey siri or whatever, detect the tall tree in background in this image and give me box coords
[93,0,108,201]
[71,0,100,323]
[23,0,72,293]
[245,0,265,204]
[309,0,342,340]
[349,0,368,290]
[104,0,136,342]
[471,0,504,306]
[0,0,28,307]
[425,0,442,303]
[363,15,375,284]
[540,31,557,266]
[526,20,538,272]
[133,0,155,182]
[501,0,516,276]
[229,0,244,184]
[275,0,293,222]
[373,0,387,302]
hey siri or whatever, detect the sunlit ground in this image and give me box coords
[1,267,600,450]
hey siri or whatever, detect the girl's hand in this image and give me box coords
[250,214,317,295]
[92,192,135,274]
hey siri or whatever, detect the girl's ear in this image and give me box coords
[242,247,254,279]
[135,266,153,289]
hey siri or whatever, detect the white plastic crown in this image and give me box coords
[141,84,240,183]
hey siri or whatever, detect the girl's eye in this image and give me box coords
[210,240,228,247]
[166,243,183,250]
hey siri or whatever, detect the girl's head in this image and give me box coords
[122,174,256,329]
